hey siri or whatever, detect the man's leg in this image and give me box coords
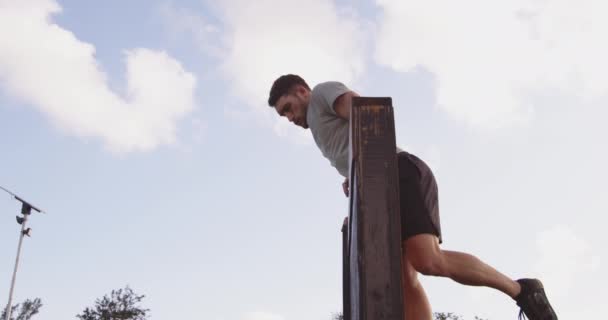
[404,234,558,319]
[401,242,432,320]
[405,234,521,298]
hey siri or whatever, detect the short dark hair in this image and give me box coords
[267,74,311,107]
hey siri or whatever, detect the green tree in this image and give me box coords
[1,298,43,320]
[76,286,149,320]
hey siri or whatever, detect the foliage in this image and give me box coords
[0,298,43,320]
[434,313,463,320]
[76,286,149,320]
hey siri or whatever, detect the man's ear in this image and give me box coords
[296,84,307,95]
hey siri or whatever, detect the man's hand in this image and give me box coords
[342,178,349,197]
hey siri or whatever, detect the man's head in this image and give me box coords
[268,74,311,129]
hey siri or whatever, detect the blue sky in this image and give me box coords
[1,1,607,319]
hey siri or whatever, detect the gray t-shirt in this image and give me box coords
[306,81,403,178]
[306,81,353,178]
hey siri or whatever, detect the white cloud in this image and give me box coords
[208,0,368,141]
[272,118,313,145]
[422,144,441,173]
[533,225,604,318]
[242,311,285,320]
[216,0,366,103]
[534,225,600,297]
[374,0,608,129]
[453,224,604,319]
[0,0,197,152]
[159,2,224,58]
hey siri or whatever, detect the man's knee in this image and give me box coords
[409,253,445,276]
[405,234,447,277]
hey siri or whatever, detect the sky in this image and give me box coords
[0,0,606,319]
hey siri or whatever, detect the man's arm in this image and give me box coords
[334,91,359,197]
[333,91,359,121]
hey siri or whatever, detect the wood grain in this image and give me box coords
[344,97,404,320]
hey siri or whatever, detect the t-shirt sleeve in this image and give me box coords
[312,81,351,115]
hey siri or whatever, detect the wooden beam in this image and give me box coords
[342,220,351,320]
[346,97,404,320]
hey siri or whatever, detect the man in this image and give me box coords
[267,74,558,320]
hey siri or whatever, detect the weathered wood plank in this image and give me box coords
[342,220,351,320]
[347,97,404,320]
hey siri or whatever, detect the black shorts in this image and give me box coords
[397,152,442,243]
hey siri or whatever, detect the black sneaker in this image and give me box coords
[515,279,558,320]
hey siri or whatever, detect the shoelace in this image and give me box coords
[518,309,528,320]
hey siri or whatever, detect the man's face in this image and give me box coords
[274,87,309,129]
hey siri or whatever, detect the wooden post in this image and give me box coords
[346,97,404,320]
[342,220,351,320]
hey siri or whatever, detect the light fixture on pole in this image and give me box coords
[1,186,44,320]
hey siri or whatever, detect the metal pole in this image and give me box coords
[4,214,28,320]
